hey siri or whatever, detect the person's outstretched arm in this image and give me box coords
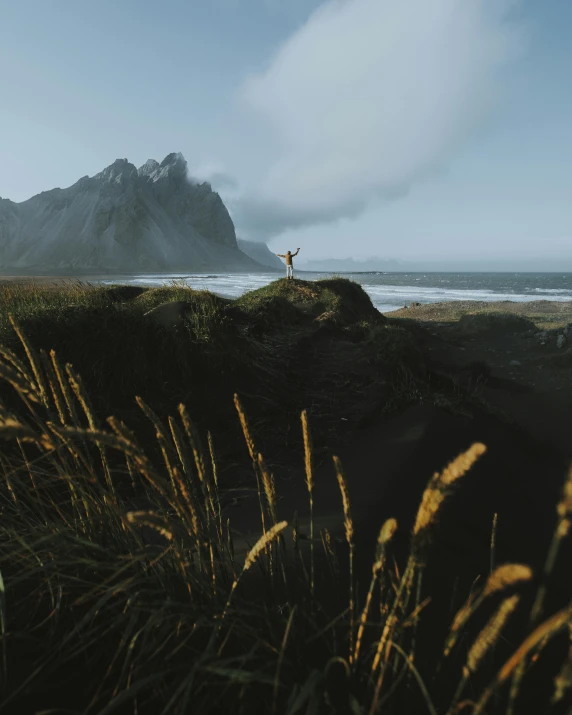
[276,253,286,258]
[292,248,300,257]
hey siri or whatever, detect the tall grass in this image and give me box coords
[0,292,570,713]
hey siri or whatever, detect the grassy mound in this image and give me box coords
[0,282,258,440]
[236,277,385,327]
[0,279,421,466]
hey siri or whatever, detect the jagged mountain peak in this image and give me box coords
[138,152,188,184]
[160,152,186,169]
[96,158,138,185]
[138,159,160,178]
[0,151,265,273]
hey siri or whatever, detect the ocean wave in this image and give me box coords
[532,287,572,294]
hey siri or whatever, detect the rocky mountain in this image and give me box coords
[237,239,283,271]
[0,153,262,273]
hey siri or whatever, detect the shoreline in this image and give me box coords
[3,274,572,316]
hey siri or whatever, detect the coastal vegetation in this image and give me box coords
[0,279,570,713]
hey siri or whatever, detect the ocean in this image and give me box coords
[97,272,572,314]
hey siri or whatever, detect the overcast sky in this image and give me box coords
[1,0,571,263]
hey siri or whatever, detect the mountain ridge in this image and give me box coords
[237,239,283,271]
[0,153,261,273]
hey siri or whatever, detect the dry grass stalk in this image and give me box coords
[0,344,33,382]
[467,595,520,675]
[169,415,192,477]
[9,315,49,407]
[531,464,572,625]
[507,467,572,715]
[301,410,316,602]
[167,416,209,542]
[377,520,398,619]
[46,420,106,490]
[226,517,235,569]
[223,521,288,618]
[413,443,486,538]
[334,457,354,547]
[209,542,217,596]
[412,443,486,565]
[257,453,277,525]
[233,393,256,462]
[473,605,572,715]
[378,518,398,552]
[483,564,533,598]
[292,511,308,583]
[208,431,224,539]
[177,404,205,483]
[334,455,355,662]
[557,463,572,520]
[168,415,204,518]
[232,395,266,536]
[0,363,42,407]
[67,363,116,495]
[552,624,572,704]
[301,410,313,494]
[408,569,424,667]
[126,510,174,541]
[156,430,182,497]
[445,564,532,658]
[490,512,498,574]
[257,453,278,576]
[272,606,296,714]
[66,364,98,429]
[56,423,168,505]
[50,350,81,426]
[371,560,415,676]
[172,465,199,533]
[40,349,67,425]
[0,418,53,451]
[178,403,219,532]
[106,416,138,448]
[243,520,288,571]
[207,432,219,488]
[2,456,18,504]
[354,518,398,665]
[318,527,338,579]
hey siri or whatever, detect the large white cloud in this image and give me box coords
[233,0,523,239]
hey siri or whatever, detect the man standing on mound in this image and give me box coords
[276,248,301,280]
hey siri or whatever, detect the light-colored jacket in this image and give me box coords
[276,248,300,266]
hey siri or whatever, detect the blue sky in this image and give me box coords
[1,0,571,264]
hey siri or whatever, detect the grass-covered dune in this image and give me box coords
[0,278,428,468]
[1,278,571,714]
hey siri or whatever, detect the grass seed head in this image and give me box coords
[412,443,486,559]
[467,595,520,674]
[243,521,288,572]
[334,456,354,546]
[483,564,533,598]
[557,464,572,519]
